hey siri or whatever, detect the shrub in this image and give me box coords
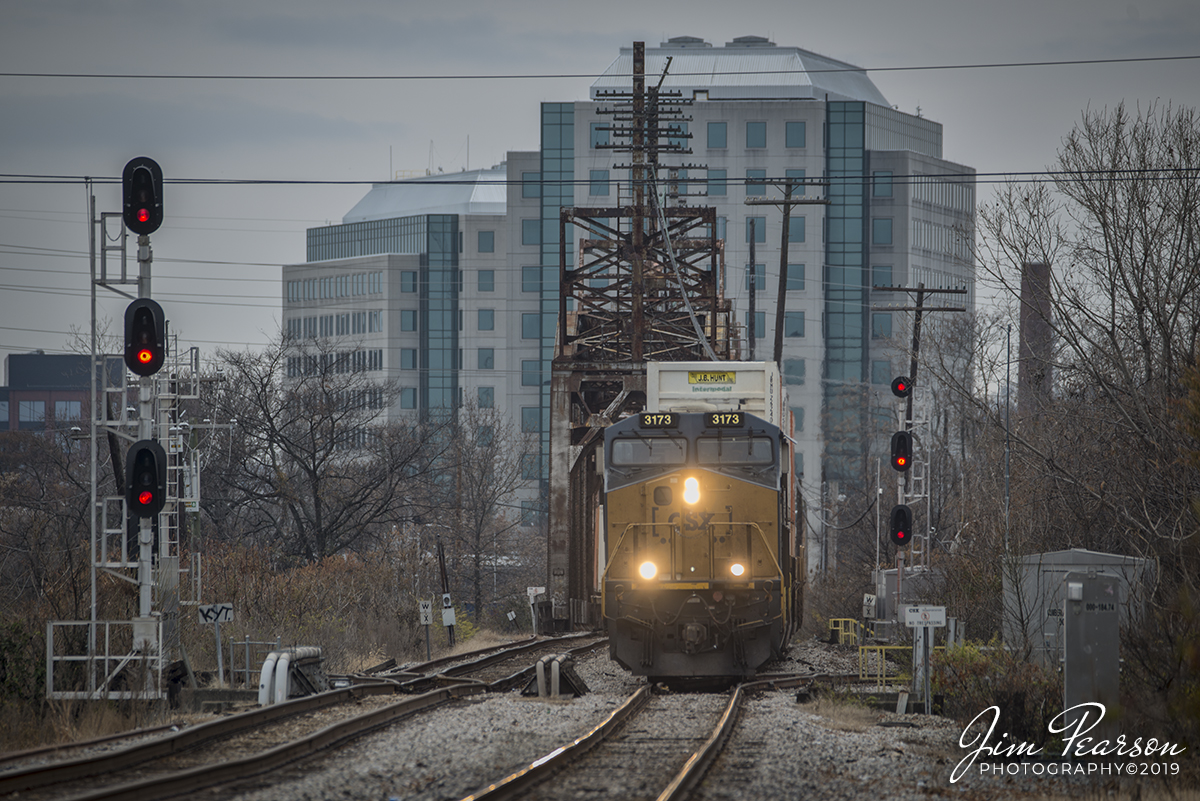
[933,638,1062,749]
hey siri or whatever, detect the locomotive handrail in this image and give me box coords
[707,520,787,580]
[600,521,784,583]
[600,522,679,585]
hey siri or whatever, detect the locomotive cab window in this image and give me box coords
[611,436,687,467]
[696,436,774,465]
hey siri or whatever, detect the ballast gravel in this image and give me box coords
[221,639,1176,800]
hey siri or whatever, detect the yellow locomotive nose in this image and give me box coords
[683,476,700,504]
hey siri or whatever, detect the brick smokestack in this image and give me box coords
[1018,262,1053,415]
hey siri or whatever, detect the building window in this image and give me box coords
[746,311,766,339]
[783,359,806,385]
[522,313,540,339]
[746,121,766,149]
[873,171,893,198]
[19,400,45,422]
[589,169,610,196]
[520,453,541,480]
[521,407,540,433]
[400,310,417,332]
[746,217,766,243]
[400,388,417,409]
[521,219,539,246]
[787,264,805,292]
[707,121,727,149]
[745,264,765,291]
[791,406,805,432]
[521,359,539,386]
[590,122,610,148]
[478,231,495,253]
[745,169,766,196]
[478,348,494,370]
[522,266,540,293]
[785,168,806,195]
[401,271,417,293]
[874,265,893,289]
[872,218,893,245]
[55,400,82,420]
[401,349,417,370]
[522,171,541,199]
[478,269,495,292]
[707,168,727,197]
[478,308,495,331]
[667,121,688,149]
[872,312,893,339]
[784,312,805,338]
[872,360,892,384]
[478,386,494,408]
[788,216,806,243]
[786,121,806,148]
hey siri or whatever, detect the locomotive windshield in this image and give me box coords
[696,435,774,465]
[610,436,687,467]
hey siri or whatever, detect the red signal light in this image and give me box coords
[137,348,153,364]
[890,430,913,472]
[138,490,154,505]
[891,376,913,398]
[137,207,150,223]
[890,504,913,547]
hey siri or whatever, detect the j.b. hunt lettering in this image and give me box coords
[951,702,1186,783]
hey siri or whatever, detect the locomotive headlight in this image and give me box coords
[730,562,746,577]
[683,476,700,504]
[639,561,658,580]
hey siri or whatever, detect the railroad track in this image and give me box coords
[0,634,605,801]
[460,675,816,801]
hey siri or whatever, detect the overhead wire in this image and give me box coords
[1,52,1197,81]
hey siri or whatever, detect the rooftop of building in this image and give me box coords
[342,163,508,224]
[590,36,890,105]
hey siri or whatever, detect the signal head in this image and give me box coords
[126,440,167,517]
[124,298,166,377]
[122,156,163,235]
[889,504,913,547]
[890,430,913,472]
[891,376,912,398]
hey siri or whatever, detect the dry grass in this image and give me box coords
[797,695,880,733]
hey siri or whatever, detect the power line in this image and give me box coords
[1,53,1197,81]
[3,167,1199,187]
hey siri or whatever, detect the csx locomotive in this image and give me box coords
[601,409,803,678]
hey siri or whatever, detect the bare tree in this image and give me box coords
[431,401,536,622]
[205,336,450,562]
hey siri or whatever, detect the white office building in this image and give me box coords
[282,36,975,547]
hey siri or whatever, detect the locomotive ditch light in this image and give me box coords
[730,562,746,577]
[639,561,658,580]
[683,476,700,504]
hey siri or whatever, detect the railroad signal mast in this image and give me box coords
[873,282,968,571]
[47,158,208,700]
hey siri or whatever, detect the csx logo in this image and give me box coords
[667,510,715,531]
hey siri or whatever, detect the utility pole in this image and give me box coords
[745,177,830,363]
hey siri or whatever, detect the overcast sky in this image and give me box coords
[3,0,1200,375]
